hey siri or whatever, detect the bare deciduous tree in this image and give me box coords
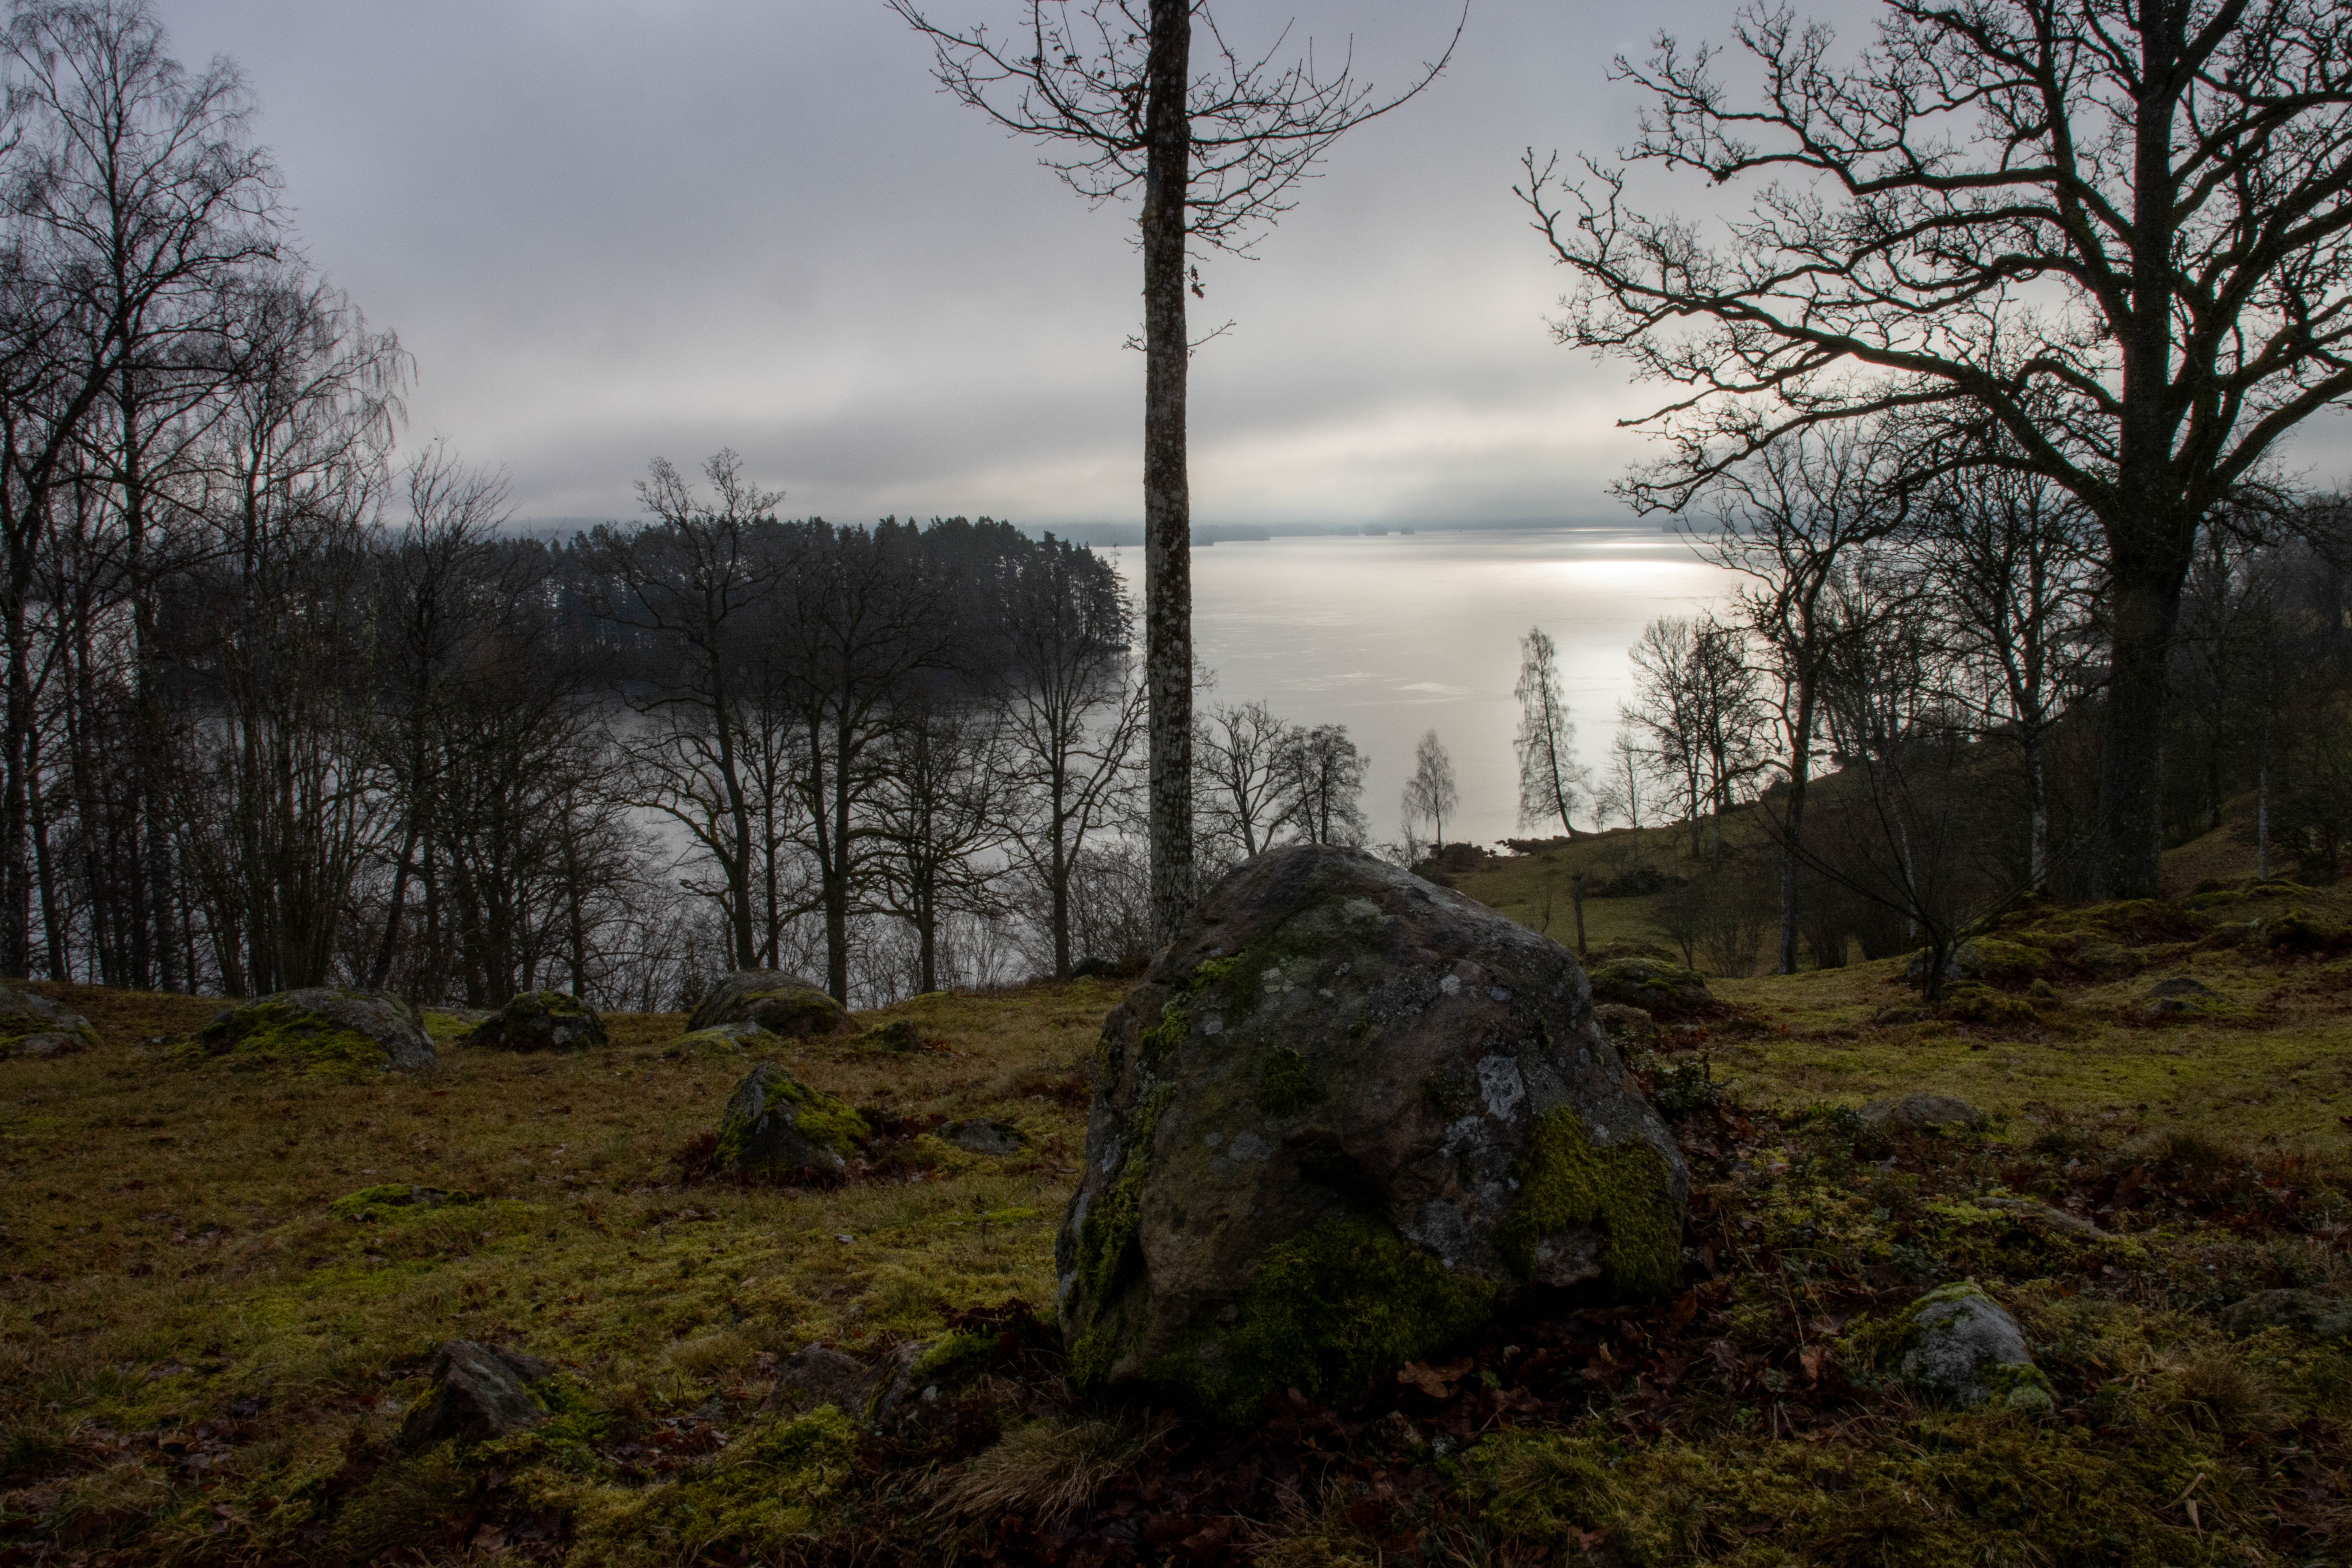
[891,0,1457,944]
[1524,0,2352,898]
[1401,727,1458,851]
[1514,626,1588,838]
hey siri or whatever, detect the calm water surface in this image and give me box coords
[1102,527,1738,849]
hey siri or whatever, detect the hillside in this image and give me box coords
[5,863,2352,1563]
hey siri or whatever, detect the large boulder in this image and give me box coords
[188,989,436,1073]
[0,985,98,1059]
[689,971,853,1038]
[1057,845,1687,1421]
[717,1062,871,1179]
[465,990,607,1052]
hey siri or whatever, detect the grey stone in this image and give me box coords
[943,1118,1027,1156]
[189,989,436,1073]
[1057,844,1686,1418]
[777,1344,882,1411]
[1858,1092,1981,1131]
[1896,1282,2053,1410]
[2138,975,2228,1019]
[2225,1288,2352,1340]
[1973,1196,2108,1240]
[466,990,607,1052]
[0,985,98,1060]
[716,1062,869,1178]
[400,1341,556,1445]
[689,971,852,1038]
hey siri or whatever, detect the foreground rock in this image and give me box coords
[465,990,607,1051]
[690,971,853,1038]
[400,1341,556,1445]
[717,1062,870,1178]
[188,989,436,1073]
[1058,844,1687,1420]
[0,985,98,1059]
[1893,1282,2053,1410]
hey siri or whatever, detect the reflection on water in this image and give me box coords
[1103,527,1738,850]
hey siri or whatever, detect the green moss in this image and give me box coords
[1137,998,1191,1068]
[1175,1214,1495,1422]
[554,1405,858,1568]
[715,1068,869,1170]
[183,999,393,1075]
[1499,1107,1682,1297]
[1938,983,2039,1028]
[1257,1046,1319,1117]
[1957,938,2048,989]
[328,1183,475,1221]
[1067,1083,1175,1385]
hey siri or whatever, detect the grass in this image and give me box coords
[5,836,2352,1564]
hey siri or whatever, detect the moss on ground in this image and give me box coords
[15,862,2352,1562]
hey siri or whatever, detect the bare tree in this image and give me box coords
[868,696,1006,995]
[1513,625,1588,837]
[1701,427,1909,973]
[1196,696,1292,865]
[1524,0,2352,898]
[992,537,1141,978]
[1401,727,1459,851]
[582,451,786,974]
[1594,724,1648,861]
[892,0,1457,944]
[1277,722,1368,847]
[1920,461,2103,890]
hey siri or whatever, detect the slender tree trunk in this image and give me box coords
[1050,763,1071,978]
[825,707,854,1001]
[1142,0,1195,947]
[1777,674,1816,975]
[2025,733,2050,891]
[1571,872,1587,958]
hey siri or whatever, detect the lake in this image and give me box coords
[1098,526,1741,849]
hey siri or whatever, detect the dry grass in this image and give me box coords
[932,1414,1171,1522]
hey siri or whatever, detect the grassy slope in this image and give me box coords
[6,824,2352,1564]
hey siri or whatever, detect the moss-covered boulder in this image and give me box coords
[1586,956,1712,1018]
[690,971,853,1038]
[0,985,98,1059]
[1889,1281,2053,1411]
[1057,844,1688,1422]
[716,1062,870,1179]
[464,990,607,1051]
[187,989,436,1074]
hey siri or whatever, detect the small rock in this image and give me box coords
[2225,1288,2352,1340]
[2137,975,2226,1019]
[690,971,853,1038]
[670,1022,778,1059]
[187,989,436,1074]
[776,1344,881,1411]
[1972,1196,2107,1240]
[400,1341,556,1445]
[0,985,98,1060]
[1592,1003,1658,1046]
[716,1062,870,1178]
[1858,1092,1981,1132]
[1895,1282,2053,1410]
[861,1019,922,1052]
[466,990,607,1052]
[331,1183,472,1221]
[942,1118,1026,1157]
[1586,957,1712,1018]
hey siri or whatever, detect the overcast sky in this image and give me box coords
[151,0,2347,531]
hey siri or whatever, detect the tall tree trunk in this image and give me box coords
[1142,0,1195,947]
[2094,565,2181,898]
[2025,733,2050,891]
